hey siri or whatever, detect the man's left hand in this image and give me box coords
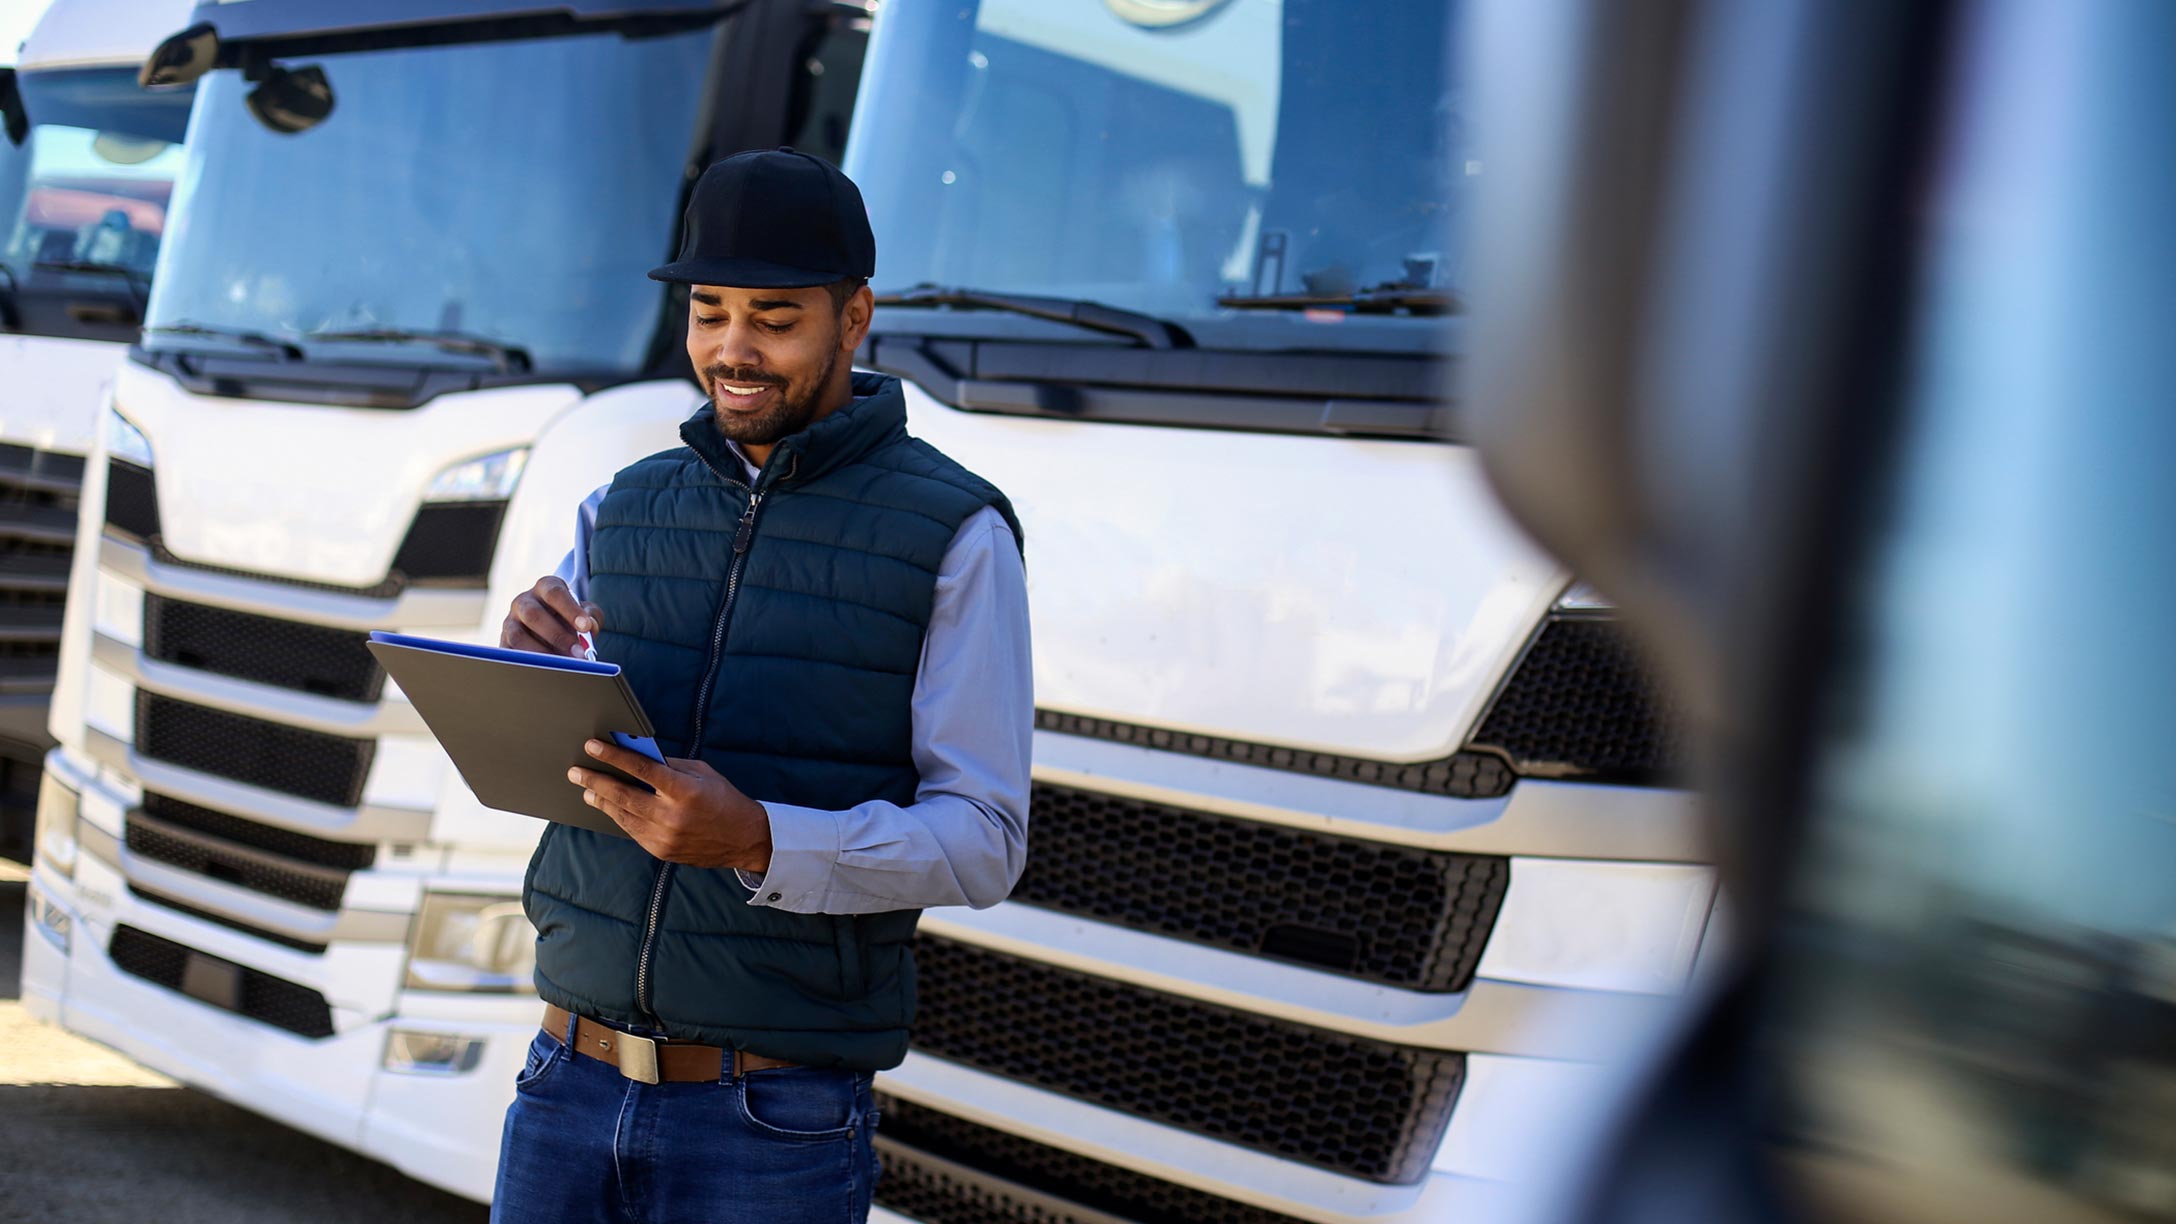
[568,740,773,872]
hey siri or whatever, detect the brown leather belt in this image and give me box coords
[541,1004,798,1085]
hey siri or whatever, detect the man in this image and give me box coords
[489,148,1031,1223]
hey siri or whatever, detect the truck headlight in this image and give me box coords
[33,774,79,880]
[424,448,527,502]
[404,892,536,993]
[105,407,155,469]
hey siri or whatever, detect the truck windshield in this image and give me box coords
[847,0,1461,332]
[0,67,193,306]
[143,27,716,374]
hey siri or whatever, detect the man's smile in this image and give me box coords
[714,381,780,410]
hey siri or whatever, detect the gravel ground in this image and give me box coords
[0,862,488,1223]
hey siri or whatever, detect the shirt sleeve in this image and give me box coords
[552,483,612,603]
[740,504,1032,913]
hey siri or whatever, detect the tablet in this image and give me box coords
[366,631,666,838]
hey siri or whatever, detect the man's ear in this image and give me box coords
[839,284,875,353]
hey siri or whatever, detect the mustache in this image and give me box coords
[704,365,787,389]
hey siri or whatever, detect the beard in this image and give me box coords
[701,343,840,448]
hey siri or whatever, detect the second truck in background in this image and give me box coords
[0,0,196,860]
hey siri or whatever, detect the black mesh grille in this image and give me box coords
[108,925,335,1038]
[390,501,506,585]
[136,693,374,807]
[129,886,329,954]
[1469,616,1687,782]
[1016,784,1507,993]
[125,812,350,910]
[911,937,1465,1184]
[1034,710,1513,801]
[144,595,386,703]
[103,459,161,540]
[140,792,376,870]
[875,1094,1307,1224]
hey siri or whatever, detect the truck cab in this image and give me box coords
[0,0,195,861]
[27,0,1720,1216]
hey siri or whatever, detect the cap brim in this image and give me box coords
[647,255,850,288]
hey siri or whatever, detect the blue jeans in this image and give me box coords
[490,1016,879,1224]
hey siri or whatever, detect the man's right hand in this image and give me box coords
[502,576,606,658]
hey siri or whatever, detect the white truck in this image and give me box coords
[0,0,195,862]
[25,0,1720,1218]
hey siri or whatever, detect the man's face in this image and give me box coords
[684,283,866,447]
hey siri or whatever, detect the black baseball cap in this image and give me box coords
[648,147,877,288]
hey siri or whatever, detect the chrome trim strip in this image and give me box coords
[877,1053,1513,1224]
[93,633,428,739]
[77,823,409,946]
[1031,729,1704,860]
[98,533,487,631]
[84,727,432,843]
[919,902,1675,1059]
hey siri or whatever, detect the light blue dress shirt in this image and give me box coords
[553,440,1031,916]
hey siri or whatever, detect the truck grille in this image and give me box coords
[128,885,329,955]
[0,444,83,712]
[875,1094,1307,1224]
[144,595,386,703]
[109,924,335,1038]
[125,808,350,911]
[135,693,374,808]
[1469,614,1688,782]
[1016,784,1508,992]
[140,792,377,869]
[1035,710,1515,800]
[911,937,1465,1185]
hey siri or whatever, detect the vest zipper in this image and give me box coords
[633,450,787,1022]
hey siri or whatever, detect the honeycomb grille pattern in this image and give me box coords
[109,924,335,1038]
[144,595,386,703]
[1034,710,1513,800]
[1471,616,1687,781]
[130,886,328,954]
[875,1094,1307,1224]
[136,693,373,808]
[1016,784,1508,992]
[140,792,377,871]
[390,501,506,585]
[911,937,1465,1184]
[103,459,160,540]
[125,814,349,911]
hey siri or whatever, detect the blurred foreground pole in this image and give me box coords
[1465,0,2175,1220]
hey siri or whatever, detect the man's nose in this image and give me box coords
[709,321,766,371]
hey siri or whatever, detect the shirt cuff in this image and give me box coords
[742,801,839,908]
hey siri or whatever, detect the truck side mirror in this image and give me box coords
[245,64,335,135]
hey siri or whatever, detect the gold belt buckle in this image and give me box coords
[615,1031,660,1085]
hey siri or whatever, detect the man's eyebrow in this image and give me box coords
[692,290,722,306]
[748,298,805,312]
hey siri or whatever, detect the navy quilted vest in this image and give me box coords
[523,372,1019,1069]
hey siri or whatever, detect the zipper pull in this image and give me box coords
[732,493,763,554]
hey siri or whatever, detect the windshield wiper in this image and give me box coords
[144,322,304,360]
[1216,283,1461,316]
[305,327,534,373]
[871,284,1192,349]
[34,259,150,310]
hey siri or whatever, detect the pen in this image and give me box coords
[577,631,598,662]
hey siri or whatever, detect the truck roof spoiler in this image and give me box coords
[140,0,764,87]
